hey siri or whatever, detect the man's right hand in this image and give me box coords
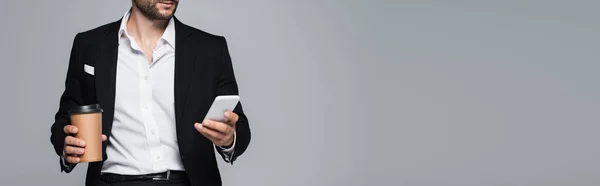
[63,125,107,164]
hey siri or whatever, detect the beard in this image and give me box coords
[133,0,178,20]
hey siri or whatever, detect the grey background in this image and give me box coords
[0,0,598,186]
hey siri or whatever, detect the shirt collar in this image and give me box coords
[118,9,176,49]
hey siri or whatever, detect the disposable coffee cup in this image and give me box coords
[68,104,103,162]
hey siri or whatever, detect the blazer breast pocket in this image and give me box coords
[80,62,97,102]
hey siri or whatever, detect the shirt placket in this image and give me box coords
[137,50,166,172]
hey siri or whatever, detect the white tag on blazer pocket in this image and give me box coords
[84,64,95,76]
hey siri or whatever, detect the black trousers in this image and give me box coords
[94,179,190,186]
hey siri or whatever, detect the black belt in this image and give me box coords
[100,170,187,183]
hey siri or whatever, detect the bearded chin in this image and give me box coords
[134,0,176,20]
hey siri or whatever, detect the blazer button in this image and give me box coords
[180,153,186,159]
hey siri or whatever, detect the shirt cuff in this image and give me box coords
[61,151,69,167]
[217,132,236,162]
[60,151,76,172]
[220,132,236,151]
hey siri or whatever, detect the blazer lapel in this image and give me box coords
[174,18,196,123]
[94,17,196,136]
[95,20,120,142]
[93,17,203,151]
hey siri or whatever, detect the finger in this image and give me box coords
[224,111,239,125]
[65,136,86,147]
[202,120,231,134]
[65,146,85,155]
[66,156,80,164]
[195,123,225,142]
[102,135,107,141]
[63,125,78,134]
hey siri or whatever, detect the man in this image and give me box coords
[49,0,251,185]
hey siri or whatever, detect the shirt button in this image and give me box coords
[150,130,155,135]
[144,76,148,80]
[156,156,161,160]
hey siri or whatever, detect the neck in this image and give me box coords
[127,7,169,46]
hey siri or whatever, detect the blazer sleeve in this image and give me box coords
[50,33,85,173]
[214,36,251,164]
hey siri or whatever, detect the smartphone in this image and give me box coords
[203,95,240,122]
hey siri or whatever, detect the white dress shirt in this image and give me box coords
[60,9,235,175]
[100,9,183,174]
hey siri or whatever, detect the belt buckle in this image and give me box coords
[152,170,171,181]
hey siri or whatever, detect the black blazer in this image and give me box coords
[49,17,251,186]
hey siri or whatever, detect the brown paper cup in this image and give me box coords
[69,104,103,162]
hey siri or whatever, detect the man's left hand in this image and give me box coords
[195,110,238,147]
